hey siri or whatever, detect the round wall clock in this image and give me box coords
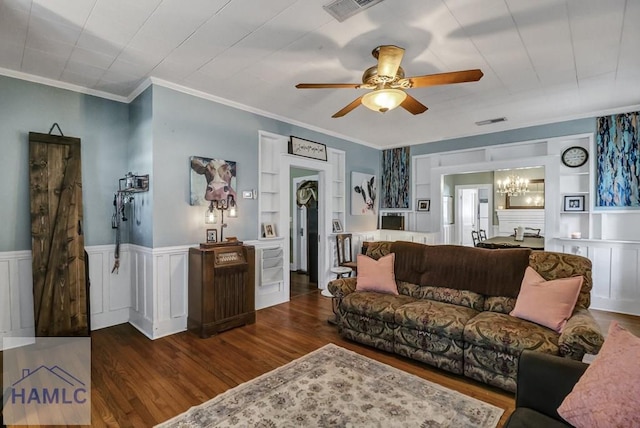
[561,146,589,168]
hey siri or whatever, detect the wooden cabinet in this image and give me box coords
[188,244,256,338]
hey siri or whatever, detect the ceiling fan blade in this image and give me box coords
[296,83,360,89]
[377,45,405,78]
[408,69,484,88]
[332,96,364,118]
[400,94,428,115]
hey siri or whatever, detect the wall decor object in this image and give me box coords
[596,112,640,207]
[561,146,589,168]
[289,136,327,161]
[206,228,217,243]
[351,172,377,215]
[417,199,431,212]
[190,156,237,206]
[563,195,585,212]
[29,129,88,336]
[263,223,277,238]
[332,219,343,233]
[381,147,410,209]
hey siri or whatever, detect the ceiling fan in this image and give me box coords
[296,45,483,118]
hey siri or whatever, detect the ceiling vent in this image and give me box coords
[323,0,385,22]
[475,117,507,126]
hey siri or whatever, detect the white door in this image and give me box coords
[458,188,478,246]
[291,175,317,271]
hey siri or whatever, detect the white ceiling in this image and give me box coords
[1,0,639,148]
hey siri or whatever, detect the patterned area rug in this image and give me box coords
[157,344,503,427]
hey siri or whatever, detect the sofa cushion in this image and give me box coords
[398,281,485,311]
[484,296,517,314]
[395,300,479,341]
[341,292,416,323]
[557,321,640,428]
[391,242,531,297]
[529,251,593,309]
[464,311,559,355]
[510,267,582,333]
[356,253,398,295]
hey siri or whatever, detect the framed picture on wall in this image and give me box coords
[206,228,217,243]
[417,199,431,212]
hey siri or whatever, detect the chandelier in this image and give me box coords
[497,175,529,196]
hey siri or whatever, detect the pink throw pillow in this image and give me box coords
[557,321,640,427]
[510,266,582,333]
[355,253,398,295]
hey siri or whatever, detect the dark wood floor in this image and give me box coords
[3,273,639,427]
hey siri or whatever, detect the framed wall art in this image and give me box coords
[596,112,640,208]
[381,147,410,209]
[190,156,237,206]
[288,136,327,161]
[351,172,376,215]
[416,199,431,212]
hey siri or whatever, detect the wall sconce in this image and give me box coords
[204,195,237,241]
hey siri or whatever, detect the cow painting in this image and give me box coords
[190,156,237,206]
[351,172,377,215]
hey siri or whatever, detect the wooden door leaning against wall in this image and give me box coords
[29,131,88,336]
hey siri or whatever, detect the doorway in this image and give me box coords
[456,184,493,246]
[291,172,319,291]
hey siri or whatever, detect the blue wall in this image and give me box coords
[0,74,600,253]
[0,76,129,252]
[150,86,380,247]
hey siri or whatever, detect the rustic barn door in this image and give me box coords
[29,131,88,336]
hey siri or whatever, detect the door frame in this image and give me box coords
[280,155,332,292]
[455,184,493,246]
[291,174,318,271]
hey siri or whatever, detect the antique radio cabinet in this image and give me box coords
[188,244,255,338]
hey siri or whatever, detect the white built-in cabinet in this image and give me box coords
[328,148,346,229]
[258,132,287,239]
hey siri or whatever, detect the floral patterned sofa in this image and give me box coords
[327,241,604,392]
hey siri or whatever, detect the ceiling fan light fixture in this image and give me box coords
[361,88,407,113]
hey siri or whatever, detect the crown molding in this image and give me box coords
[146,77,378,149]
[0,67,129,103]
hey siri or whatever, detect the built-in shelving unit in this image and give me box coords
[553,135,593,239]
[258,133,288,238]
[328,148,346,230]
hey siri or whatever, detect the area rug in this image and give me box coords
[157,344,503,427]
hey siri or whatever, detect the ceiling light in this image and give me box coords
[361,89,407,113]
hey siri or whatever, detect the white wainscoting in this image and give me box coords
[552,238,640,316]
[1,244,191,350]
[128,244,190,340]
[0,250,34,343]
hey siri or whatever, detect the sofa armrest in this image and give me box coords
[515,350,588,422]
[328,277,357,299]
[558,308,605,360]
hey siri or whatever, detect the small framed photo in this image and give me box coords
[206,228,217,243]
[332,219,343,233]
[417,199,431,212]
[263,223,277,238]
[564,195,586,212]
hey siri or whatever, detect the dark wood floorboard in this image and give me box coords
[2,273,639,427]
